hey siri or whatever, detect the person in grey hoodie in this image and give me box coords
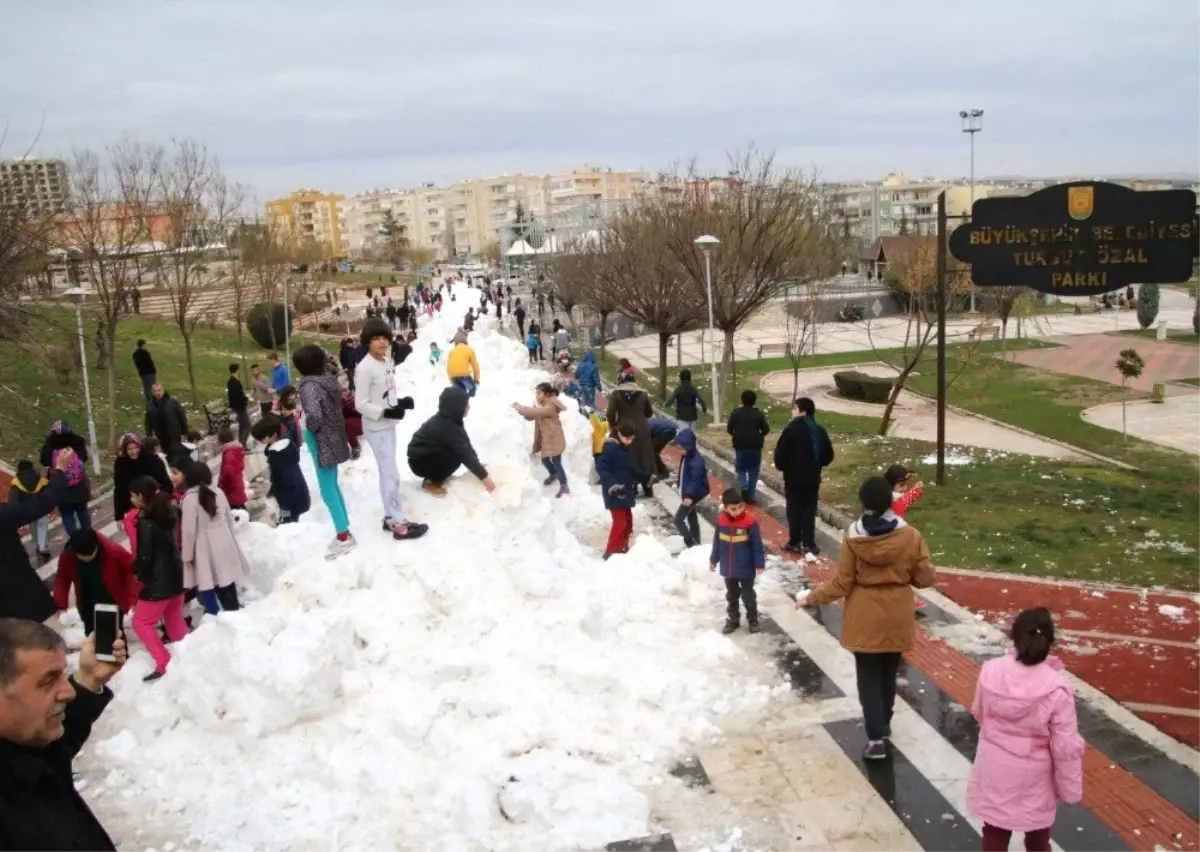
[352,320,428,541]
[293,345,357,558]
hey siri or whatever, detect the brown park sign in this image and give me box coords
[949,181,1199,296]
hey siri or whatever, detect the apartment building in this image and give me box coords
[265,189,346,258]
[546,166,649,217]
[341,189,418,255]
[0,156,68,216]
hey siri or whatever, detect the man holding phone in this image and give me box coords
[0,619,126,850]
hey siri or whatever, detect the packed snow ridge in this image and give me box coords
[79,288,774,851]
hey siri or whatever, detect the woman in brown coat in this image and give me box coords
[605,374,654,496]
[798,475,935,762]
[513,382,570,497]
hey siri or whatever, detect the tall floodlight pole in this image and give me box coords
[694,235,721,425]
[64,288,102,475]
[960,108,984,312]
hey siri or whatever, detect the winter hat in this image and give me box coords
[51,420,72,435]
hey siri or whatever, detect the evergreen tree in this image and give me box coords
[1136,283,1160,329]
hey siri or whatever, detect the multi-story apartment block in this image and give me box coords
[0,157,68,216]
[545,166,649,217]
[264,189,346,258]
[341,189,418,255]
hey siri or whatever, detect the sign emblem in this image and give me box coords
[1068,186,1094,221]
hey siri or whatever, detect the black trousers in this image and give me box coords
[214,584,241,611]
[785,481,820,550]
[260,402,274,421]
[409,449,461,484]
[724,577,757,622]
[235,407,252,446]
[854,651,902,741]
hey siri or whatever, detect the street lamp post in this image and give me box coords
[693,234,721,426]
[63,287,102,476]
[959,108,984,312]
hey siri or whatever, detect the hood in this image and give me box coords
[673,428,698,455]
[718,510,756,530]
[452,329,468,345]
[978,651,1069,720]
[853,510,905,537]
[392,342,413,364]
[845,520,916,568]
[221,441,244,457]
[268,438,293,453]
[51,419,73,436]
[580,351,596,366]
[13,468,45,492]
[616,385,644,401]
[44,431,79,450]
[438,386,470,421]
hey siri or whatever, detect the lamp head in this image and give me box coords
[693,234,720,250]
[63,287,86,304]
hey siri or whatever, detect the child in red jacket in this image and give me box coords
[53,528,141,635]
[886,464,927,611]
[217,425,248,509]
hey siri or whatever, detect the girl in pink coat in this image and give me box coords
[967,608,1084,852]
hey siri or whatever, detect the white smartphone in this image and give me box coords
[92,603,120,662]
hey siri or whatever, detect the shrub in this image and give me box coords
[1136,283,1160,329]
[833,371,893,403]
[245,302,292,350]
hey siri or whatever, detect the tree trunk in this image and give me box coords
[104,329,118,453]
[877,364,917,436]
[792,364,800,400]
[657,332,670,399]
[182,331,200,408]
[999,317,1009,363]
[718,329,737,421]
[598,310,610,361]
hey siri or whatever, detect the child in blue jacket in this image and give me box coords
[710,487,766,634]
[252,414,311,524]
[673,429,709,548]
[525,331,540,365]
[595,422,637,560]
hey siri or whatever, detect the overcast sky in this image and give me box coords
[3,0,1197,201]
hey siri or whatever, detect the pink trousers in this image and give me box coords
[132,595,189,674]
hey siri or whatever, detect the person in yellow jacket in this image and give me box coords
[582,405,608,484]
[446,329,480,398]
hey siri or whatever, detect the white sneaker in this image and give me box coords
[804,551,819,564]
[326,535,358,560]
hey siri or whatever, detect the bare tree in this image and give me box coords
[121,139,242,405]
[62,148,145,450]
[480,240,502,268]
[648,150,845,413]
[782,278,827,398]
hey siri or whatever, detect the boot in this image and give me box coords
[421,479,447,498]
[556,485,570,498]
[747,620,761,634]
[543,475,557,486]
[721,618,739,635]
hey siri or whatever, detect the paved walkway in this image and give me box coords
[1011,334,1200,392]
[759,364,1086,459]
[1082,395,1200,455]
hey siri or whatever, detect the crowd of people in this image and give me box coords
[0,275,1085,851]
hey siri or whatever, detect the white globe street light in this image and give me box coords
[63,287,102,475]
[693,234,721,426]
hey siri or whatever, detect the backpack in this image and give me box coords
[52,446,85,486]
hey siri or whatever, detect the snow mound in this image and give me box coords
[921,451,974,466]
[81,285,769,851]
[1157,604,1188,621]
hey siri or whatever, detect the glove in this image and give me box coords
[399,396,415,411]
[382,405,407,420]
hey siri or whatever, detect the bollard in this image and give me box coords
[1152,381,1166,403]
[1157,319,1168,341]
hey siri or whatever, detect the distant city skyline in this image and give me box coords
[2,1,1197,201]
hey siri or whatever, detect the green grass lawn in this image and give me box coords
[1116,328,1200,345]
[1176,377,1200,387]
[321,270,421,287]
[587,338,1198,589]
[0,307,324,478]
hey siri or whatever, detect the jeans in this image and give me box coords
[541,455,567,486]
[579,386,596,409]
[303,429,351,533]
[854,651,902,741]
[674,502,700,545]
[982,825,1051,852]
[606,508,633,555]
[677,419,697,432]
[59,503,92,536]
[785,481,820,550]
[724,577,758,621]
[132,595,189,674]
[235,407,252,446]
[734,449,762,501]
[527,348,538,364]
[362,429,405,524]
[31,516,49,552]
[452,376,477,398]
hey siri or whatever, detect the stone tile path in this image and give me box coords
[1010,334,1200,392]
[1082,395,1200,455]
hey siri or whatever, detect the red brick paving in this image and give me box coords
[1011,334,1200,391]
[657,442,1199,852]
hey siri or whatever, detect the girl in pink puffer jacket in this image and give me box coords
[967,607,1084,852]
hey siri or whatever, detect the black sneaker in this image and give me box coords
[781,542,804,554]
[862,740,888,761]
[143,671,164,683]
[721,620,739,635]
[393,522,428,541]
[747,621,761,634]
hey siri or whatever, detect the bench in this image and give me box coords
[202,403,234,436]
[757,342,792,359]
[967,320,999,341]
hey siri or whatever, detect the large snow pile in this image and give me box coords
[80,286,773,851]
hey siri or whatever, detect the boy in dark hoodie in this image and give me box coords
[664,369,708,432]
[726,389,771,504]
[672,429,709,548]
[710,488,766,634]
[595,422,638,559]
[406,386,495,498]
[252,414,311,524]
[53,528,140,635]
[8,460,52,563]
[38,420,92,534]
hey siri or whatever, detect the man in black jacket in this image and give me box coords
[407,386,496,497]
[0,619,126,851]
[149,384,189,459]
[772,397,834,559]
[664,369,709,431]
[0,456,74,621]
[727,389,771,504]
[132,339,157,432]
[226,363,251,446]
